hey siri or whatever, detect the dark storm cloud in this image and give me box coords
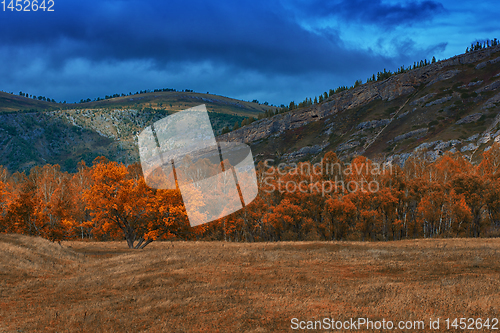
[0,0,460,105]
[338,0,445,27]
[289,0,446,28]
[0,0,393,76]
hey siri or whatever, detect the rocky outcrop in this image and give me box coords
[336,140,360,152]
[282,143,330,161]
[476,56,500,69]
[425,70,461,86]
[410,93,436,106]
[386,116,500,167]
[356,119,391,130]
[461,143,478,152]
[476,80,500,94]
[482,92,500,109]
[435,140,461,150]
[467,80,483,87]
[415,140,440,150]
[478,134,491,144]
[385,153,412,167]
[455,113,483,125]
[466,134,480,142]
[425,95,453,107]
[390,128,428,143]
[440,47,500,67]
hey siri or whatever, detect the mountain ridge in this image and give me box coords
[219,45,500,165]
[0,91,270,172]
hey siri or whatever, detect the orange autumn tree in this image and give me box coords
[478,144,500,230]
[4,171,35,234]
[84,158,158,249]
[32,164,75,242]
[321,196,356,240]
[5,165,74,242]
[0,166,11,232]
[262,198,306,241]
[147,185,192,241]
[69,161,94,239]
[451,173,485,237]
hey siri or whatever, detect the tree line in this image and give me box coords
[1,146,500,248]
[13,87,192,106]
[466,38,499,53]
[18,91,58,103]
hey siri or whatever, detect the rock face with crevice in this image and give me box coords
[425,95,454,107]
[476,80,500,93]
[356,119,391,130]
[476,56,500,69]
[390,128,428,143]
[456,113,482,125]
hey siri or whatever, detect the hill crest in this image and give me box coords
[219,45,500,165]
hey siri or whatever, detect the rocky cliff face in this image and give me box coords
[219,45,500,165]
[219,46,500,145]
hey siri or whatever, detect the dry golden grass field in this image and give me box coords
[1,234,500,332]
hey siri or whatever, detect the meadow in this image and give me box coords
[1,234,500,332]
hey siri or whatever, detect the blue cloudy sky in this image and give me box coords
[0,0,499,106]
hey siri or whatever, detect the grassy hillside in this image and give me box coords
[1,234,499,332]
[70,91,270,118]
[0,92,58,113]
[0,90,270,116]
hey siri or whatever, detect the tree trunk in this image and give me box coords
[126,237,135,249]
[242,209,254,242]
[134,238,145,249]
[139,239,153,249]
